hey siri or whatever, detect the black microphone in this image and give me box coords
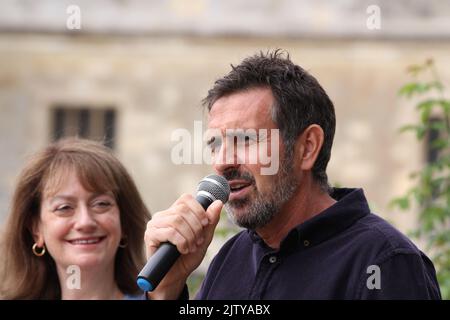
[136,174,230,292]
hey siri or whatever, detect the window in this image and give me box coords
[52,107,116,149]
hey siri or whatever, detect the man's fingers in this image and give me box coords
[173,194,209,226]
[145,226,190,256]
[146,214,201,253]
[144,197,224,260]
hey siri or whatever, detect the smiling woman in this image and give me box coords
[0,138,151,299]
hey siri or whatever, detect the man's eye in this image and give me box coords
[207,137,222,152]
[245,135,257,142]
[239,134,257,145]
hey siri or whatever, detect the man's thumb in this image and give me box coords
[205,200,224,227]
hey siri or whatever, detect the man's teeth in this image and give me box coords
[71,238,101,244]
[231,183,249,191]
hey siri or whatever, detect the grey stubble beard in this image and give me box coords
[225,154,299,230]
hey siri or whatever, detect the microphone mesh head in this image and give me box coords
[197,174,230,203]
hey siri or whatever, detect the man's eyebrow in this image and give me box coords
[206,129,261,145]
[225,130,258,137]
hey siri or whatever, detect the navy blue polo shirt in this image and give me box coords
[195,188,441,299]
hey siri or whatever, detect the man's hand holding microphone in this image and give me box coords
[138,175,230,299]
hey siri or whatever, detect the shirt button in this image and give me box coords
[303,240,310,247]
[269,256,277,263]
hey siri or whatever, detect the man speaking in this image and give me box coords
[144,49,441,299]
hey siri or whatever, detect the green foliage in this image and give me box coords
[214,210,242,239]
[392,59,450,299]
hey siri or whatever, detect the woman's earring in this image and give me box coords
[32,243,46,256]
[119,238,128,248]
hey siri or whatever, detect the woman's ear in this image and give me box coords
[31,219,44,246]
[295,124,325,171]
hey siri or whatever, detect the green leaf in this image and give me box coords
[433,230,450,246]
[416,99,438,111]
[416,126,427,139]
[398,82,424,98]
[394,59,450,298]
[390,197,410,210]
[399,124,426,139]
[427,81,444,92]
[421,107,432,123]
[406,64,423,76]
[439,100,450,113]
[431,138,449,150]
[429,121,446,131]
[399,124,419,133]
[398,82,444,98]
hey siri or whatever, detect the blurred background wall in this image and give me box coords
[0,0,449,291]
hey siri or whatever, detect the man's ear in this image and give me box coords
[295,124,325,171]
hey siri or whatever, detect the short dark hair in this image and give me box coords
[203,49,336,192]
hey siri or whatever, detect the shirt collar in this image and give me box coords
[248,188,371,252]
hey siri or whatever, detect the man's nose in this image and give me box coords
[212,138,240,175]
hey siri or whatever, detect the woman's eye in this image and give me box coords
[93,199,115,210]
[55,205,72,212]
[94,201,111,207]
